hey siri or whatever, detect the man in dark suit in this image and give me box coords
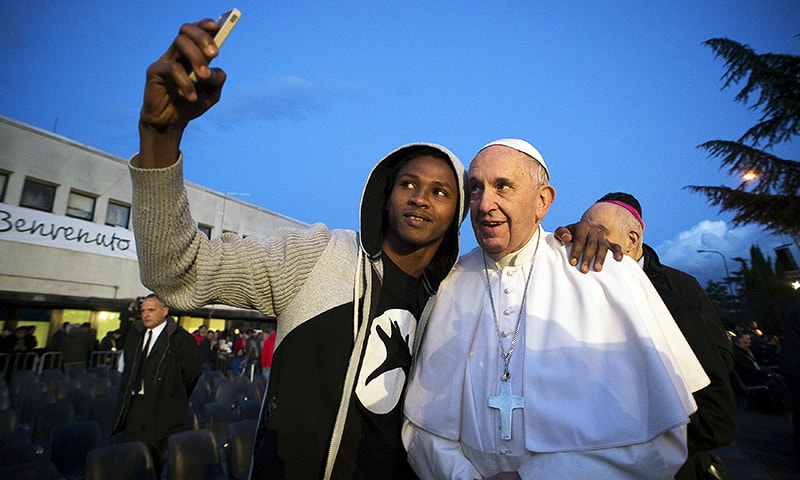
[112,293,202,476]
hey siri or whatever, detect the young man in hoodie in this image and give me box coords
[130,17,467,480]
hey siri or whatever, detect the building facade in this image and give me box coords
[0,115,304,356]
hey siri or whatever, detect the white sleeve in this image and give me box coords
[117,350,125,374]
[516,426,688,480]
[402,419,481,480]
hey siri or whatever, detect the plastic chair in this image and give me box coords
[0,431,37,467]
[212,379,238,408]
[32,399,75,445]
[66,384,93,420]
[189,380,212,411]
[9,370,40,403]
[50,378,79,401]
[204,401,237,445]
[85,440,157,480]
[730,370,769,410]
[39,369,67,390]
[226,419,257,480]
[18,383,53,423]
[0,382,10,409]
[0,408,19,434]
[0,460,59,480]
[87,396,118,441]
[232,376,250,397]
[47,419,103,478]
[236,396,262,420]
[89,376,112,397]
[249,377,267,402]
[167,428,227,480]
[202,370,224,389]
[186,409,200,431]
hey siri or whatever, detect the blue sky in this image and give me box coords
[2,1,798,287]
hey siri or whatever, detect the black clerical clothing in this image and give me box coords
[642,244,736,480]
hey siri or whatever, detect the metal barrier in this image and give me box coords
[9,352,39,373]
[90,350,122,371]
[36,351,63,374]
[0,353,8,378]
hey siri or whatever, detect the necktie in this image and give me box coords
[134,329,152,393]
[142,329,153,357]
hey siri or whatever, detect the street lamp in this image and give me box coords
[697,249,734,295]
[741,171,758,182]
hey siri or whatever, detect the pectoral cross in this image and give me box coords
[488,378,524,440]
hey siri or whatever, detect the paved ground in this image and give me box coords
[714,396,798,480]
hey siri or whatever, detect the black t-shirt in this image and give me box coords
[332,256,427,479]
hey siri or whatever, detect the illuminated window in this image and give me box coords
[20,177,56,212]
[66,190,96,221]
[106,201,131,228]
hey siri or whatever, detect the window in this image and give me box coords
[20,178,56,212]
[0,172,8,202]
[106,201,131,228]
[66,190,96,221]
[198,224,212,239]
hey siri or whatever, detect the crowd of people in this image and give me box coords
[1,299,276,382]
[0,326,38,354]
[730,321,791,412]
[191,324,277,378]
[1,322,100,374]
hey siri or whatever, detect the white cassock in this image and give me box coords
[403,227,709,480]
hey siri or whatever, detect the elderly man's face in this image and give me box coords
[140,297,168,330]
[468,146,554,260]
[581,202,639,259]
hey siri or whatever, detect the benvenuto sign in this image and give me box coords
[0,203,137,260]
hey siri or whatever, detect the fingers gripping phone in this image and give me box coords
[189,8,241,82]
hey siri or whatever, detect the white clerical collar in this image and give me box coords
[484,226,543,270]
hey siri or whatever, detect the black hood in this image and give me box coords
[358,143,467,287]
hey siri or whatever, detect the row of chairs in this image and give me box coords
[1,366,265,479]
[0,420,258,480]
[1,367,120,445]
[2,367,265,479]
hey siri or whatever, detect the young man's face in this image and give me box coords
[385,155,458,252]
[469,146,553,260]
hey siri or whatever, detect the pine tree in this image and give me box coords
[727,245,796,334]
[685,38,800,240]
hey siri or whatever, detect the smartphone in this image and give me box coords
[189,8,241,82]
[212,8,241,48]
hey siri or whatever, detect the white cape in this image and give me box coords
[405,232,709,452]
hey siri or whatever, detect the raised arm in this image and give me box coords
[139,18,227,169]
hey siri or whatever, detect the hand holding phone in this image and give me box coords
[189,8,241,82]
